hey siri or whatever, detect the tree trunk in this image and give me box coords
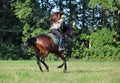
[101,9,106,28]
[81,0,86,33]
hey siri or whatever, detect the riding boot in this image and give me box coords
[59,38,65,51]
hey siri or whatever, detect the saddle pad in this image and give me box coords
[48,33,59,46]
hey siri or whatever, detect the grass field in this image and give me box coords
[0,60,120,83]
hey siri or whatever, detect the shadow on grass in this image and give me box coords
[67,69,112,73]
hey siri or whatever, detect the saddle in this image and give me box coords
[48,33,59,46]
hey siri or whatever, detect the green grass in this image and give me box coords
[0,60,120,83]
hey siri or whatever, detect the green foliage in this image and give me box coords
[80,28,120,60]
[64,27,120,61]
[80,33,90,40]
[12,0,50,43]
[22,23,31,42]
[0,42,36,60]
[11,0,32,22]
[90,28,116,48]
[0,43,21,60]
[89,0,117,11]
[0,0,120,60]
[11,0,50,59]
[114,0,120,8]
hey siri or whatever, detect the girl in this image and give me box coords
[50,12,65,51]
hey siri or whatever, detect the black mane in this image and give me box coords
[61,25,69,33]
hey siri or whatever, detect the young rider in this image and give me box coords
[50,11,65,51]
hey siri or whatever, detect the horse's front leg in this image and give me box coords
[58,53,67,73]
[63,59,67,73]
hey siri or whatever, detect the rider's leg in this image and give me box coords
[59,35,65,51]
[50,29,64,51]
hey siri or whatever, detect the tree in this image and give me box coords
[0,0,22,45]
[12,0,50,42]
[0,0,23,60]
[113,0,120,35]
[0,0,120,60]
[89,0,117,28]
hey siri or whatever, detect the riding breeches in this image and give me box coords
[50,29,63,40]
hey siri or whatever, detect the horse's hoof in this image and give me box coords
[47,69,49,72]
[41,70,44,72]
[63,70,67,73]
[40,69,43,72]
[46,67,49,72]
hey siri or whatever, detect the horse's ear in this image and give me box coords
[72,21,75,28]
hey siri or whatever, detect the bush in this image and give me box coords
[81,28,120,60]
[0,43,22,60]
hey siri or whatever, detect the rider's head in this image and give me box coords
[50,11,64,22]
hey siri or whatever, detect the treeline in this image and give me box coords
[0,0,120,60]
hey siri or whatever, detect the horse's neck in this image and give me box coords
[63,30,69,41]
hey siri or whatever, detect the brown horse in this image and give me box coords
[22,22,75,72]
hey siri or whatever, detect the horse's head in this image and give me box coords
[63,22,76,41]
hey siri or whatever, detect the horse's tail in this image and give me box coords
[22,37,36,52]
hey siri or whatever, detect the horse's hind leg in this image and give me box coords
[42,61,49,72]
[36,43,49,72]
[33,46,43,72]
[57,63,64,68]
[37,59,43,72]
[40,56,49,72]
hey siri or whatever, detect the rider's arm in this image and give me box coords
[57,19,63,29]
